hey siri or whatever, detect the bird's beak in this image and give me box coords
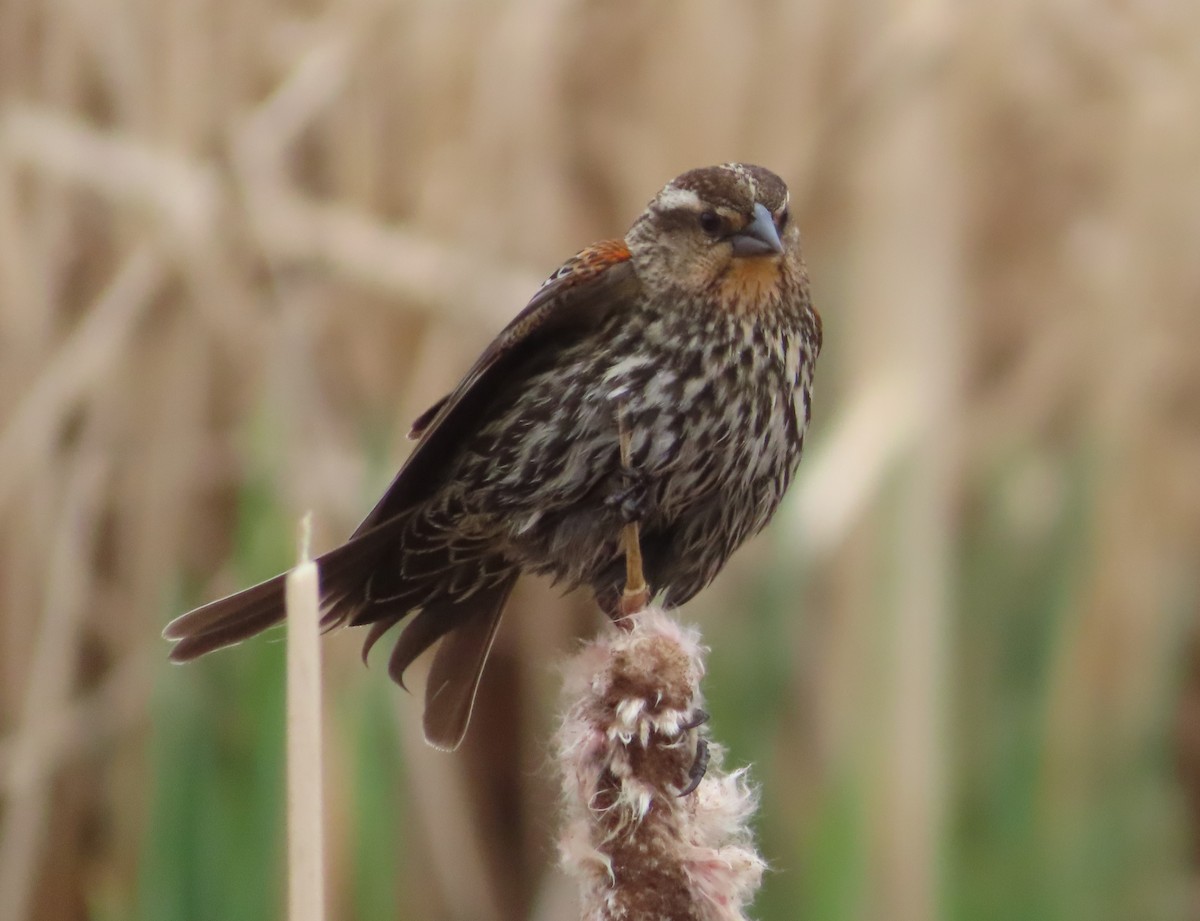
[730,203,784,257]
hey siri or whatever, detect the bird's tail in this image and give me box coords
[163,516,406,662]
[164,515,519,751]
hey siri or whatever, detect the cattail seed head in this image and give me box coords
[556,608,765,921]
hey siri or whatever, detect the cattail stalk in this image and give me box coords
[286,513,326,921]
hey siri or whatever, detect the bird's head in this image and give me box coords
[625,163,804,314]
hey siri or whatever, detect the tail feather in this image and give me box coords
[384,602,475,688]
[421,571,518,751]
[164,574,289,661]
[163,516,408,661]
[167,593,288,661]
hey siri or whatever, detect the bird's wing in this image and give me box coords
[164,242,636,662]
[351,239,638,537]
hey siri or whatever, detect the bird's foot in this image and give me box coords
[618,579,650,618]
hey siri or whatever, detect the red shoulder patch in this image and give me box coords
[576,239,632,271]
[540,239,632,290]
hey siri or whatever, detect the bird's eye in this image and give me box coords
[698,211,721,235]
[777,207,790,230]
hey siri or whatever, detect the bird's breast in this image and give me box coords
[608,310,811,517]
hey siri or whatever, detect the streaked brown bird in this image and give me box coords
[165,163,821,750]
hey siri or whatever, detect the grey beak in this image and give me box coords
[730,202,784,256]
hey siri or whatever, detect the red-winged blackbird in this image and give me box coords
[165,163,821,749]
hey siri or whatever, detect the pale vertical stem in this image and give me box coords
[0,455,106,921]
[287,513,325,921]
[391,699,504,921]
[849,6,962,919]
[0,246,163,518]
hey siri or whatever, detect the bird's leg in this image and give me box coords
[618,525,649,617]
[604,466,650,523]
[616,405,650,618]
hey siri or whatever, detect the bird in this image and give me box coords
[164,163,822,751]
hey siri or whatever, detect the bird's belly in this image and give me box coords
[501,381,803,597]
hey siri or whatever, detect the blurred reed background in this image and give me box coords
[1,0,1198,919]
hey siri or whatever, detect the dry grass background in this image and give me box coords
[1,0,1199,919]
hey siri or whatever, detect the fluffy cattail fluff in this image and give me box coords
[556,607,765,921]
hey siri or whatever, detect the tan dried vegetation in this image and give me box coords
[1,1,1198,919]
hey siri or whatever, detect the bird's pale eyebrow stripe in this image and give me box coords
[655,187,703,211]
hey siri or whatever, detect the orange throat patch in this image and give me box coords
[717,256,784,313]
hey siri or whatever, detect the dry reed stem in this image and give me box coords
[233,33,354,174]
[1,105,222,236]
[782,367,920,556]
[0,649,149,795]
[286,514,325,921]
[0,454,108,921]
[4,103,542,327]
[390,691,505,921]
[0,246,164,516]
[845,3,962,914]
[254,191,540,325]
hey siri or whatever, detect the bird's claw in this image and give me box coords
[677,737,710,797]
[676,708,711,797]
